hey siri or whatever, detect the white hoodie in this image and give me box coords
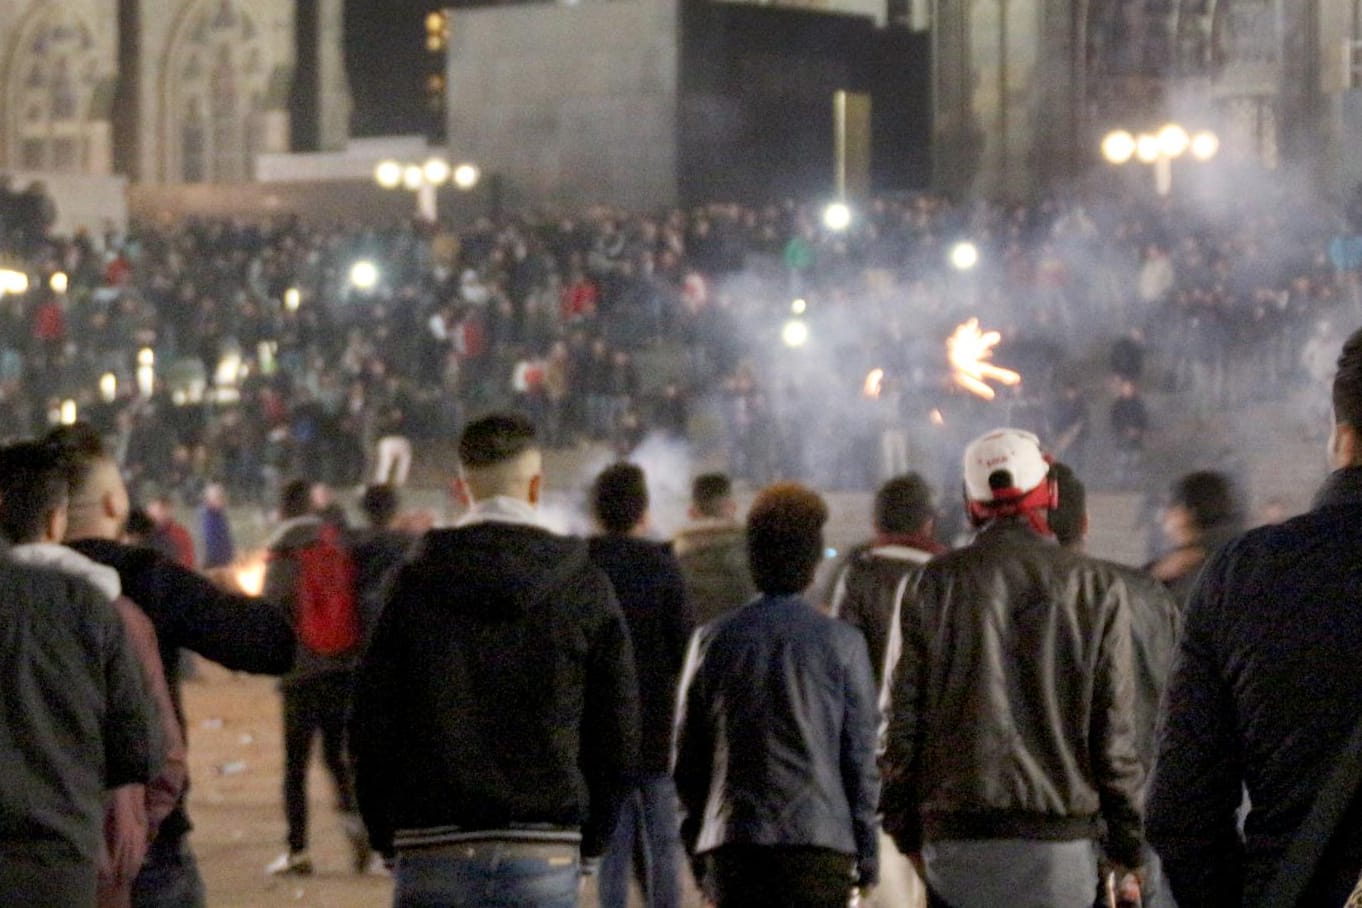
[10,542,123,601]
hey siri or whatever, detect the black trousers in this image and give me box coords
[281,670,357,852]
[709,845,855,908]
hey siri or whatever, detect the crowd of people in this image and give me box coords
[0,176,1358,510]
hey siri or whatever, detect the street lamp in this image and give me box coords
[782,319,810,348]
[1101,124,1219,196]
[374,156,481,222]
[349,260,380,292]
[949,241,980,271]
[822,202,852,232]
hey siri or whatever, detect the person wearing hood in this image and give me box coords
[351,412,640,908]
[0,441,166,907]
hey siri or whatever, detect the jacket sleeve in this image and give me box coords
[101,587,161,791]
[579,579,641,859]
[350,563,411,856]
[1147,548,1245,903]
[148,555,296,675]
[671,628,711,865]
[840,629,882,887]
[879,570,928,855]
[1089,577,1147,870]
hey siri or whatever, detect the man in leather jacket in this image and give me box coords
[879,429,1145,908]
[673,483,880,908]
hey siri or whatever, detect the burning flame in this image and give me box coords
[863,368,885,399]
[234,553,267,597]
[947,318,1021,400]
[930,408,945,426]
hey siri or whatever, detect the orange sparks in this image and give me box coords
[864,368,885,399]
[947,318,1021,400]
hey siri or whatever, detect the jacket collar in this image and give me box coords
[974,514,1054,546]
[456,495,544,530]
[1313,466,1362,511]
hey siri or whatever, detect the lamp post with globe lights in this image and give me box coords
[374,156,480,222]
[1101,124,1219,196]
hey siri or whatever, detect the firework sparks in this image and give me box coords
[947,318,1021,400]
[863,368,885,399]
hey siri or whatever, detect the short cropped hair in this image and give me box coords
[459,412,537,469]
[746,482,828,595]
[874,473,935,535]
[44,422,107,496]
[360,484,400,528]
[1170,471,1241,533]
[1047,462,1086,548]
[0,441,70,545]
[1334,327,1362,428]
[279,479,313,520]
[592,463,649,535]
[691,472,733,518]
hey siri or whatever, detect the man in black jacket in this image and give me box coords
[351,412,640,908]
[588,462,694,908]
[1148,327,1362,905]
[50,425,296,908]
[879,428,1145,908]
[673,483,880,908]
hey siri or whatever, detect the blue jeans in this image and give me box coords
[395,841,580,908]
[131,836,207,908]
[599,775,683,908]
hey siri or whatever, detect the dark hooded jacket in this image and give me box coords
[350,522,641,858]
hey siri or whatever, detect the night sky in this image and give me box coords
[345,0,444,138]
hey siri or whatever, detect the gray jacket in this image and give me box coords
[673,519,755,625]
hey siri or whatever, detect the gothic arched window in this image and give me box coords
[6,9,102,172]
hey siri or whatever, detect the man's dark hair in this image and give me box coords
[125,507,156,543]
[44,421,106,495]
[691,472,733,518]
[279,479,313,520]
[0,441,70,545]
[747,482,828,595]
[1334,327,1362,428]
[592,463,649,535]
[874,473,935,535]
[360,484,400,528]
[459,412,537,469]
[1048,462,1086,548]
[1170,471,1241,533]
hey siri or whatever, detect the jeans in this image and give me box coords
[923,838,1099,908]
[395,841,579,908]
[598,775,683,908]
[282,671,358,853]
[131,837,207,908]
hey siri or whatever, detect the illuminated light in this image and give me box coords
[136,366,154,398]
[425,34,445,53]
[930,408,945,426]
[453,163,481,190]
[137,347,155,367]
[283,287,301,312]
[949,241,980,271]
[99,372,117,402]
[1100,130,1137,165]
[0,268,29,295]
[349,260,379,291]
[215,350,243,388]
[782,319,810,348]
[402,165,424,191]
[425,10,444,32]
[423,158,451,185]
[791,298,807,315]
[822,202,852,232]
[1190,131,1220,161]
[1157,123,1190,158]
[947,318,1022,401]
[49,271,69,293]
[171,389,187,406]
[235,553,267,597]
[374,160,403,189]
[863,368,885,399]
[1135,133,1161,164]
[59,399,77,425]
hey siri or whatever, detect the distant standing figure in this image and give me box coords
[198,483,234,570]
[672,473,756,625]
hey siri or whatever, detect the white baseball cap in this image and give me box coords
[963,428,1050,502]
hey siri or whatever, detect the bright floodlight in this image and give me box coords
[1190,131,1220,161]
[374,160,403,189]
[136,347,155,367]
[99,372,117,402]
[1135,133,1161,164]
[1157,124,1190,158]
[349,260,379,291]
[822,202,852,232]
[791,298,807,315]
[0,268,29,295]
[950,241,980,271]
[402,165,424,191]
[782,319,810,348]
[59,399,77,426]
[283,287,301,312]
[1100,130,1137,165]
[423,158,451,184]
[49,271,69,293]
[453,163,481,190]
